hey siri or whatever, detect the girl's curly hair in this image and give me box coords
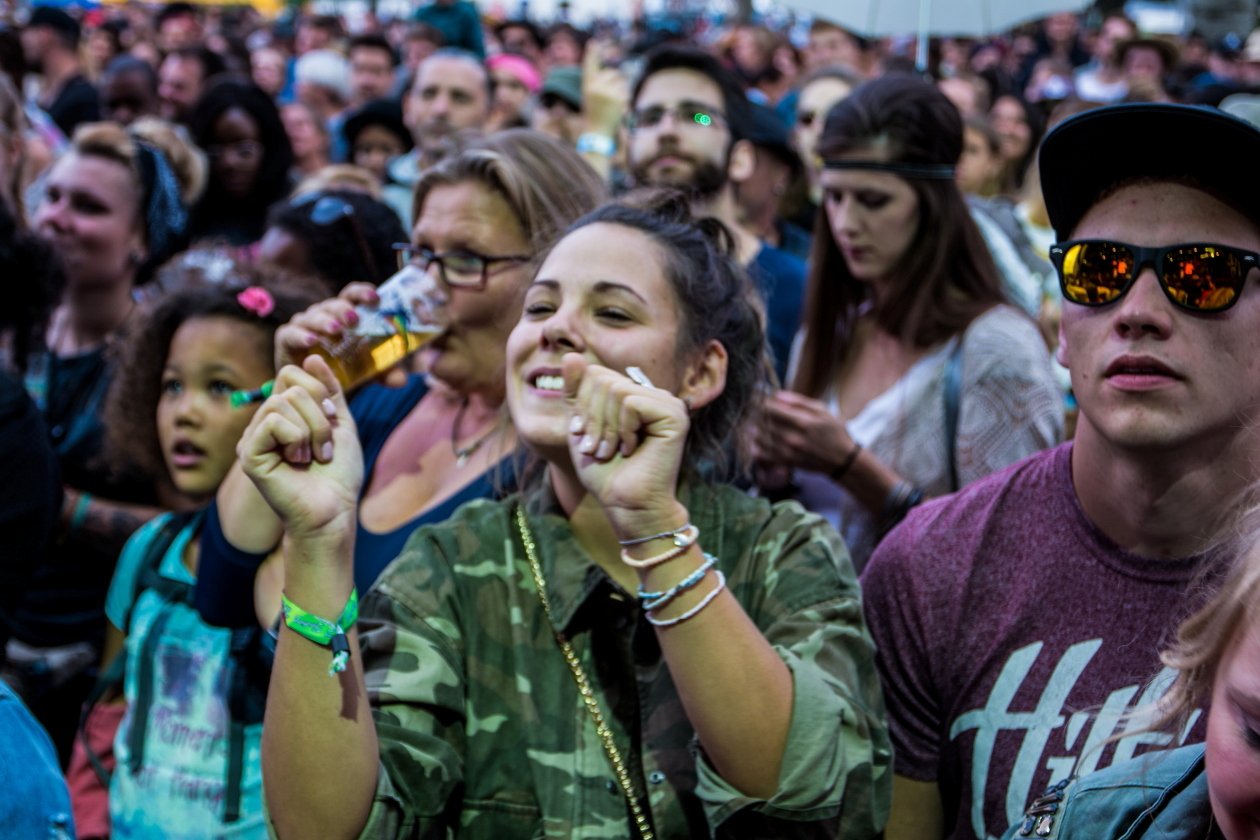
[103,268,317,478]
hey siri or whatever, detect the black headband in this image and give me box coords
[823,159,957,180]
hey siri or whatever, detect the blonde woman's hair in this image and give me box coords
[294,164,382,199]
[412,128,608,252]
[1153,499,1260,735]
[71,119,207,207]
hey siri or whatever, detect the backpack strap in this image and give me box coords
[943,337,965,493]
[76,510,198,787]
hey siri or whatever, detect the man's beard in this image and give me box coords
[630,148,729,204]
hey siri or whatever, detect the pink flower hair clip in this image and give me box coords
[237,286,275,318]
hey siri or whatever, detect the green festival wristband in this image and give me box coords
[281,588,360,676]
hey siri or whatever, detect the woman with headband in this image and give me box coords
[755,73,1062,569]
[3,118,204,761]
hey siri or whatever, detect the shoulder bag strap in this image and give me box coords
[943,337,965,493]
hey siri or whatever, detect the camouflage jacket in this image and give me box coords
[354,482,891,838]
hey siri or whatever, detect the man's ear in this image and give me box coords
[1055,319,1070,369]
[727,138,757,185]
[678,339,728,412]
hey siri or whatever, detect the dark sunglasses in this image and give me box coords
[1049,240,1260,313]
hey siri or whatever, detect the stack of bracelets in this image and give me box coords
[618,523,725,627]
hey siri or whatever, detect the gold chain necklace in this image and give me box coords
[513,506,655,840]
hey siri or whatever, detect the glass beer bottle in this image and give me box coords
[310,264,448,390]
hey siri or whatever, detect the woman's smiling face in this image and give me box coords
[506,222,688,457]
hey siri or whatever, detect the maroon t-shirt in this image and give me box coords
[861,442,1208,840]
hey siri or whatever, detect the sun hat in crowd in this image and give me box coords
[1039,102,1260,240]
[294,49,352,103]
[540,66,582,111]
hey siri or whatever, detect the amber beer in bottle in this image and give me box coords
[310,264,448,390]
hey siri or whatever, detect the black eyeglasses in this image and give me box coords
[625,101,725,131]
[291,192,381,282]
[391,244,532,290]
[1049,240,1260,313]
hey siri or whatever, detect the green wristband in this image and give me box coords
[281,588,360,676]
[68,491,92,534]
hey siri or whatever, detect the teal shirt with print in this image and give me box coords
[105,513,266,839]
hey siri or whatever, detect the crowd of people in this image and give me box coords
[2,0,1260,838]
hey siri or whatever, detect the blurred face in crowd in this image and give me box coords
[350,44,395,106]
[100,67,159,126]
[795,76,851,196]
[628,69,732,201]
[159,53,206,123]
[956,125,1000,196]
[252,47,287,99]
[1044,13,1079,48]
[157,12,201,54]
[531,95,582,145]
[490,67,532,122]
[281,102,328,164]
[35,151,144,290]
[938,76,984,118]
[545,30,583,68]
[1124,45,1167,82]
[406,54,490,144]
[989,95,1032,166]
[499,24,541,64]
[352,125,407,183]
[208,106,264,199]
[295,21,334,56]
[806,25,862,73]
[1093,15,1136,66]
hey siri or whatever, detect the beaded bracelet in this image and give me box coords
[637,552,718,611]
[280,588,360,677]
[620,524,700,570]
[645,571,727,628]
[618,521,693,547]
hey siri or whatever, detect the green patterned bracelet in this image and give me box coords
[281,588,360,676]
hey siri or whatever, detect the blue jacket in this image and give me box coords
[1003,744,1212,839]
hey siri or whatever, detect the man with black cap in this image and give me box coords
[863,103,1260,840]
[21,6,99,137]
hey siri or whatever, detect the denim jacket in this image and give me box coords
[1002,744,1213,840]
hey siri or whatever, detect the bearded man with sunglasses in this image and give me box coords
[862,103,1260,840]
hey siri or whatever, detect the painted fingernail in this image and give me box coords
[569,415,583,434]
[321,442,333,461]
[305,334,319,347]
[595,439,612,459]
[344,310,359,325]
[329,320,342,332]
[296,444,309,463]
[322,398,337,417]
[580,434,595,453]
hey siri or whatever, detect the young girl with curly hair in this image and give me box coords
[89,276,314,838]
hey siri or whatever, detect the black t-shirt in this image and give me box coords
[45,74,100,139]
[0,371,60,648]
[10,348,155,648]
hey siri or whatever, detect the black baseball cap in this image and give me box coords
[28,6,80,43]
[1040,102,1260,241]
